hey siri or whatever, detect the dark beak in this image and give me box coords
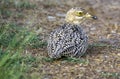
[92,16,97,20]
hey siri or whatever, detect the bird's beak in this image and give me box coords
[85,13,97,20]
[91,15,97,20]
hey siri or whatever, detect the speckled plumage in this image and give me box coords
[47,7,97,59]
[47,23,88,59]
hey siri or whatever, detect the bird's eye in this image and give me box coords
[78,11,84,16]
[79,12,82,14]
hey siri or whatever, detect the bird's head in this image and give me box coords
[65,7,97,24]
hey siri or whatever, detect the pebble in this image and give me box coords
[96,69,102,73]
[117,53,120,56]
[90,32,95,35]
[56,13,66,17]
[111,30,116,33]
[47,16,56,21]
[90,27,96,31]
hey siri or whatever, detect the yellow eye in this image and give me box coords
[77,11,84,16]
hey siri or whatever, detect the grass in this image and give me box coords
[0,0,36,18]
[89,42,112,47]
[0,23,33,79]
[0,23,45,79]
[42,57,89,65]
[0,0,36,9]
[28,35,47,49]
[14,0,36,9]
[0,1,46,78]
[0,50,36,79]
[61,57,89,65]
[101,71,120,78]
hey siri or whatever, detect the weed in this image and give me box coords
[42,56,89,65]
[101,71,120,78]
[0,23,41,79]
[14,0,36,9]
[89,43,111,47]
[0,0,36,18]
[42,57,55,62]
[62,57,89,64]
[28,36,47,49]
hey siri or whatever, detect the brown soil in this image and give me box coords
[28,0,120,79]
[4,0,120,79]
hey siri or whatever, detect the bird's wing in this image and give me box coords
[47,24,88,58]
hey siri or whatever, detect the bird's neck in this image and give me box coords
[65,20,82,25]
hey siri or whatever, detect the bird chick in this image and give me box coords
[47,7,97,59]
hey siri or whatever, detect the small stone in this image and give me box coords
[90,27,96,31]
[47,16,56,21]
[56,13,66,17]
[104,55,109,58]
[111,30,116,33]
[90,32,95,35]
[117,53,120,56]
[96,69,102,73]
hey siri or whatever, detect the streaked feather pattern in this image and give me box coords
[47,23,88,59]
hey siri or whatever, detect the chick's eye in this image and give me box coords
[78,12,84,16]
[79,12,82,14]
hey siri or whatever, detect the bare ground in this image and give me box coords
[4,0,120,79]
[28,0,120,79]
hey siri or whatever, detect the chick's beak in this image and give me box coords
[85,13,97,20]
[91,16,97,20]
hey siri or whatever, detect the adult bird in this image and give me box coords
[47,7,97,59]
